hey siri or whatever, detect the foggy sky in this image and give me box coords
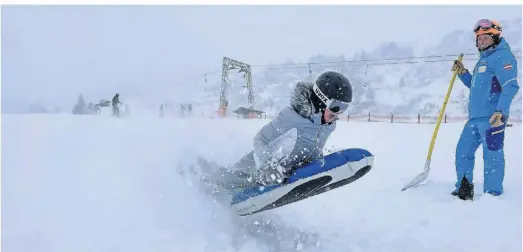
[1,5,521,111]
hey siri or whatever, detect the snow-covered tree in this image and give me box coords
[72,95,86,114]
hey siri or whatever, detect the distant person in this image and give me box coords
[95,103,101,114]
[451,19,519,200]
[112,93,122,117]
[159,104,164,118]
[188,104,193,116]
[180,104,185,117]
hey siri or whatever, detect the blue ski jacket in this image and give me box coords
[458,37,520,119]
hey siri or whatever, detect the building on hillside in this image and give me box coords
[232,107,266,119]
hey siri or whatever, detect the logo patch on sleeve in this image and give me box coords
[503,63,513,70]
[478,66,487,73]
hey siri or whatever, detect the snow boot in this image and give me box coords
[451,176,474,201]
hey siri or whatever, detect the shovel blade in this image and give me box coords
[401,160,431,191]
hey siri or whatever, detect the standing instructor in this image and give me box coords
[451,19,519,200]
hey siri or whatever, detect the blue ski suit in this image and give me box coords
[455,37,519,195]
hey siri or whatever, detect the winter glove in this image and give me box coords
[489,111,505,127]
[451,60,467,75]
[253,156,291,186]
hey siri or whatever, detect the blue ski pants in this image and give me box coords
[455,116,507,195]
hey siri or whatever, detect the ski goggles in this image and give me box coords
[312,83,350,114]
[473,19,502,34]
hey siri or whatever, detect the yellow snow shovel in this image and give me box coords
[401,53,464,191]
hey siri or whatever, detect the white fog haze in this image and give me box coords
[1,5,521,116]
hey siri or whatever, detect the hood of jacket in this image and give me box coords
[290,81,315,118]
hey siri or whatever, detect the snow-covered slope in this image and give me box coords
[195,18,522,118]
[2,114,521,252]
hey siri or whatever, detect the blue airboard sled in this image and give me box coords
[230,148,374,216]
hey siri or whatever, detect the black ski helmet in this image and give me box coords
[310,71,353,113]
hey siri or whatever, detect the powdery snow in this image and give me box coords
[2,114,521,252]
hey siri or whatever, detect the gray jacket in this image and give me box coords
[252,82,336,171]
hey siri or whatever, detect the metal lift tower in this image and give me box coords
[218,57,254,117]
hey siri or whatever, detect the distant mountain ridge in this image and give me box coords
[4,18,521,118]
[196,18,522,119]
